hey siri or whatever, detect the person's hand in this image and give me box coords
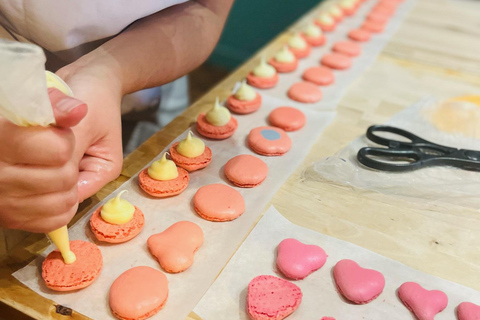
[0,89,87,233]
[56,60,124,203]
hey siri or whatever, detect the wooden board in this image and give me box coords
[1,0,480,319]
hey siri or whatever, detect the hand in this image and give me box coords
[56,60,124,203]
[0,89,87,233]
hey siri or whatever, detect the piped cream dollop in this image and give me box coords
[328,4,343,18]
[101,190,135,225]
[206,97,231,126]
[274,46,296,63]
[317,12,335,26]
[252,57,277,78]
[288,33,308,49]
[340,0,356,10]
[176,131,205,158]
[148,153,179,181]
[234,81,257,101]
[303,23,323,38]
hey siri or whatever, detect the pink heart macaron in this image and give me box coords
[276,238,327,280]
[247,275,302,320]
[398,282,448,320]
[333,259,385,304]
[457,302,480,320]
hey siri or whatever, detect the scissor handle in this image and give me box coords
[366,125,430,148]
[357,147,423,172]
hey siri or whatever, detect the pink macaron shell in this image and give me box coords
[321,53,352,70]
[224,154,268,188]
[302,66,335,86]
[332,41,362,57]
[276,238,327,280]
[196,113,238,140]
[333,259,385,304]
[315,21,336,32]
[247,275,303,320]
[193,184,245,221]
[248,126,292,156]
[367,11,390,24]
[457,302,480,320]
[289,45,311,59]
[398,282,448,320]
[268,106,306,132]
[361,20,385,33]
[348,28,372,42]
[247,72,279,89]
[288,81,322,103]
[109,266,168,320]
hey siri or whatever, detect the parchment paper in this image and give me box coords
[13,94,335,320]
[313,97,480,209]
[256,0,418,111]
[194,205,480,320]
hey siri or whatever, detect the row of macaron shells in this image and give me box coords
[245,0,400,105]
[248,238,479,320]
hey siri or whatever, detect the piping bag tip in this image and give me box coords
[47,226,76,264]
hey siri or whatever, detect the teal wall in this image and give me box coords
[208,0,322,70]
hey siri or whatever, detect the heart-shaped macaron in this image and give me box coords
[247,275,302,320]
[147,221,203,273]
[333,259,385,304]
[398,282,448,320]
[457,302,480,320]
[276,238,327,280]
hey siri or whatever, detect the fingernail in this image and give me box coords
[56,97,84,114]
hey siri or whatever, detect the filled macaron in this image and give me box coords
[90,190,145,243]
[170,131,212,171]
[247,57,279,89]
[287,32,311,59]
[139,152,190,197]
[315,12,336,32]
[269,46,298,73]
[301,23,326,47]
[227,81,262,114]
[196,98,238,139]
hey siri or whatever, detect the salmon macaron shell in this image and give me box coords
[332,41,362,57]
[42,240,103,291]
[248,126,292,156]
[138,167,189,197]
[196,113,238,140]
[90,206,145,243]
[269,58,298,73]
[169,142,212,172]
[361,20,385,33]
[224,154,268,188]
[247,72,279,89]
[227,93,262,114]
[193,184,245,221]
[302,66,335,86]
[288,82,323,103]
[348,28,372,42]
[268,107,306,132]
[321,53,352,70]
[109,266,168,320]
[302,33,326,47]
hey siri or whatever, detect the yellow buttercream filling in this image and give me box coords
[288,33,307,49]
[148,153,179,180]
[234,81,257,101]
[101,190,135,225]
[47,226,76,264]
[253,57,277,78]
[206,97,231,126]
[275,46,296,63]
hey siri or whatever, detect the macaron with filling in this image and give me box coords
[315,12,336,32]
[197,98,238,139]
[139,152,190,197]
[90,190,145,243]
[224,154,268,188]
[288,32,311,59]
[170,131,212,172]
[301,23,326,47]
[247,57,279,89]
[269,46,298,73]
[227,80,262,114]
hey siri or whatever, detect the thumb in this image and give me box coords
[48,88,88,127]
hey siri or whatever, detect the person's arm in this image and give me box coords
[57,0,235,95]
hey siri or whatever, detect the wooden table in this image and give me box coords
[1,0,480,318]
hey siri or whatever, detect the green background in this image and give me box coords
[208,0,322,70]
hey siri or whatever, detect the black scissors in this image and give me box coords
[357,125,480,172]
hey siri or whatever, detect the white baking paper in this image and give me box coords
[256,0,418,111]
[13,95,335,320]
[313,96,480,209]
[194,205,480,320]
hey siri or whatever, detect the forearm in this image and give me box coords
[58,0,234,95]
